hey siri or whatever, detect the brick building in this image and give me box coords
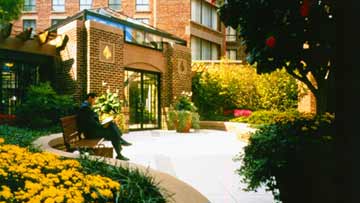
[13,0,245,61]
[1,8,192,130]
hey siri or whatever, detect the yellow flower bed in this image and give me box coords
[0,138,120,203]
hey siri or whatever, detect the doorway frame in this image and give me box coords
[124,67,161,131]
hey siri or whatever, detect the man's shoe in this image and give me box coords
[120,140,132,146]
[116,155,130,161]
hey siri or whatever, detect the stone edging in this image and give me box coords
[199,121,257,142]
[33,133,210,203]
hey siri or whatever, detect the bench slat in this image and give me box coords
[59,115,113,158]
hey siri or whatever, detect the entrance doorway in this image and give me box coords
[124,69,160,130]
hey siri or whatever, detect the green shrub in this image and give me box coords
[230,109,300,126]
[0,125,61,148]
[192,62,298,119]
[167,92,200,132]
[15,82,76,129]
[79,156,172,202]
[236,112,335,202]
[93,90,128,133]
[191,112,200,129]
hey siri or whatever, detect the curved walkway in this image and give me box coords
[34,122,274,203]
[120,128,274,203]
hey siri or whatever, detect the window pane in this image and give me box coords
[23,20,36,38]
[211,7,218,30]
[227,49,237,60]
[52,0,65,12]
[191,0,201,23]
[201,40,211,60]
[80,0,92,10]
[211,43,219,60]
[201,3,211,28]
[226,26,237,41]
[145,33,162,49]
[191,37,201,60]
[24,0,36,11]
[109,0,121,10]
[136,0,149,11]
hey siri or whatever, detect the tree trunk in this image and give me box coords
[313,71,335,115]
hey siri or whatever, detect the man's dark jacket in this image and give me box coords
[77,101,110,139]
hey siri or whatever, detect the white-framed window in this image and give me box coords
[80,0,92,10]
[191,0,219,31]
[52,0,65,12]
[226,49,237,60]
[23,0,36,12]
[109,0,121,10]
[23,19,36,37]
[226,26,237,42]
[135,18,150,24]
[136,0,149,12]
[191,36,219,60]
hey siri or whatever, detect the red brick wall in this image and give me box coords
[161,43,192,129]
[85,20,124,98]
[12,0,81,35]
[156,0,190,43]
[11,0,230,58]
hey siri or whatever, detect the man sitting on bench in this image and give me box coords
[77,93,132,161]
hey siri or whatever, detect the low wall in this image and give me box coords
[199,121,257,142]
[33,134,209,203]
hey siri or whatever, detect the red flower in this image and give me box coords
[211,0,216,4]
[233,109,252,117]
[265,36,276,48]
[300,0,309,17]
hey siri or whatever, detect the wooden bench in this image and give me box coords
[59,115,113,158]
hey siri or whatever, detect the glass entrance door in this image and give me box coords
[124,69,160,130]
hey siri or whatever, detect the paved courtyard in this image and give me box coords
[113,129,274,203]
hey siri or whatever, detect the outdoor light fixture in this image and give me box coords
[300,60,307,67]
[4,63,14,67]
[303,42,310,49]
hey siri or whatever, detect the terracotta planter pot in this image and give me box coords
[176,118,191,133]
[174,111,192,133]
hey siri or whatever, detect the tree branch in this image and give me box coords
[286,68,318,96]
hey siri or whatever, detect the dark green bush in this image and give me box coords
[236,112,335,202]
[192,62,298,120]
[15,82,77,129]
[79,156,172,203]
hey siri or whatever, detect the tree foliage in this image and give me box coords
[218,0,335,114]
[0,0,23,24]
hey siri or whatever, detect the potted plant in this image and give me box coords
[167,92,200,133]
[93,89,128,133]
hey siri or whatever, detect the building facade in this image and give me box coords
[13,0,245,61]
[2,8,193,130]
